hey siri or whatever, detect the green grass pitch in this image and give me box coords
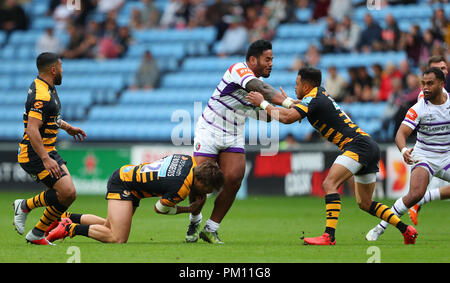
[1,192,449,263]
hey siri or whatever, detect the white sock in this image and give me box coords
[417,188,441,206]
[189,213,202,224]
[378,198,408,230]
[205,219,220,232]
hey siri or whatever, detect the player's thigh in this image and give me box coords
[52,172,77,204]
[105,199,134,243]
[218,152,246,186]
[407,166,430,201]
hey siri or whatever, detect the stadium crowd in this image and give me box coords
[0,0,449,142]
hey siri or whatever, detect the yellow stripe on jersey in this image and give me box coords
[43,136,57,145]
[34,79,51,101]
[28,111,42,121]
[18,144,29,163]
[294,103,308,113]
[324,128,334,139]
[44,128,59,135]
[332,132,343,145]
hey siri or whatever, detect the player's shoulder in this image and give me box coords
[228,62,255,76]
[32,78,51,102]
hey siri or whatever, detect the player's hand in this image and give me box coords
[280,87,300,105]
[402,148,415,165]
[246,91,265,106]
[66,126,86,142]
[42,156,62,179]
[190,194,206,214]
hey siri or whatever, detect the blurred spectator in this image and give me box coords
[398,59,412,89]
[419,29,441,67]
[160,0,183,28]
[130,0,161,29]
[205,0,232,41]
[320,16,339,53]
[431,7,448,42]
[97,17,122,59]
[97,0,124,14]
[399,25,422,66]
[381,14,401,51]
[116,26,132,57]
[357,66,375,102]
[264,0,289,29]
[371,63,383,96]
[392,73,420,136]
[131,50,160,90]
[328,0,353,22]
[36,28,63,55]
[0,0,29,36]
[53,0,74,33]
[289,44,321,71]
[61,24,86,59]
[336,16,361,52]
[357,13,382,52]
[279,133,301,151]
[248,14,275,42]
[345,67,359,102]
[215,15,248,57]
[312,0,330,21]
[377,62,402,101]
[324,66,347,102]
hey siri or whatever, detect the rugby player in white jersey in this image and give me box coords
[408,55,450,225]
[185,39,297,244]
[366,68,450,241]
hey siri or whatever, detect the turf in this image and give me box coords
[1,192,449,263]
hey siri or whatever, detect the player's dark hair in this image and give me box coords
[194,161,225,191]
[246,39,272,61]
[298,67,322,87]
[36,52,60,72]
[423,67,446,82]
[428,55,447,65]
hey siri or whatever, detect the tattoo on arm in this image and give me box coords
[245,79,278,102]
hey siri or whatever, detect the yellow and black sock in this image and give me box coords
[369,201,407,233]
[61,212,83,224]
[29,189,68,237]
[324,193,341,241]
[67,223,90,238]
[23,191,47,212]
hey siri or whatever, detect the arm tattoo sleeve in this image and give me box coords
[245,78,278,102]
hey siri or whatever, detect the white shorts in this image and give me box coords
[193,118,245,158]
[411,147,450,181]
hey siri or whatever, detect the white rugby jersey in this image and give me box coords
[403,91,450,153]
[199,62,260,136]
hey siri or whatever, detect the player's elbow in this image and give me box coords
[279,114,298,124]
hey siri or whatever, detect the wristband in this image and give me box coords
[401,147,408,155]
[155,200,177,215]
[260,100,270,110]
[282,97,294,108]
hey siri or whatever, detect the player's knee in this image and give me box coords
[223,172,244,191]
[322,179,338,194]
[59,187,77,205]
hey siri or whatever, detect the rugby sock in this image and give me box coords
[189,212,202,224]
[377,197,408,230]
[205,219,220,232]
[30,189,68,237]
[370,201,407,234]
[22,191,47,212]
[417,188,441,206]
[61,212,83,224]
[324,193,341,241]
[67,224,90,238]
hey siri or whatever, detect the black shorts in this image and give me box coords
[341,135,380,175]
[105,169,141,207]
[19,151,67,189]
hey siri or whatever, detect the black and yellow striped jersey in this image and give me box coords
[118,154,196,207]
[18,76,62,163]
[293,86,370,151]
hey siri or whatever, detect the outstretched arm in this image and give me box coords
[246,91,302,124]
